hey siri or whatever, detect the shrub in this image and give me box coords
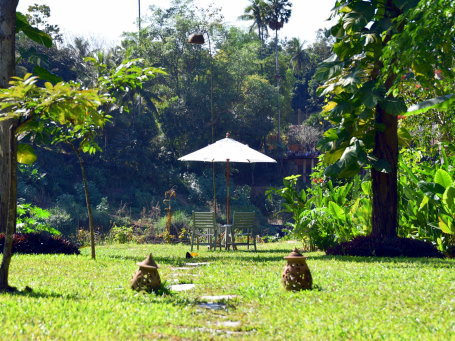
[0,233,80,255]
[45,206,73,235]
[267,172,367,251]
[16,203,60,235]
[326,235,444,258]
[156,211,191,237]
[108,225,134,244]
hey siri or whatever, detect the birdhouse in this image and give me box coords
[282,248,312,291]
[188,33,205,44]
[131,253,161,292]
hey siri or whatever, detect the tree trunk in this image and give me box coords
[370,0,402,240]
[0,0,19,292]
[0,118,18,291]
[0,0,18,88]
[275,29,281,146]
[74,148,96,260]
[371,105,398,239]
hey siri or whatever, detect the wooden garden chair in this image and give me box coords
[190,211,221,251]
[228,211,257,251]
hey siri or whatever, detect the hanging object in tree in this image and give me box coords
[187,33,205,44]
[282,248,312,291]
[131,253,161,292]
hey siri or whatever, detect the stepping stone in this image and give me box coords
[198,302,226,310]
[169,284,195,292]
[184,262,210,267]
[200,295,238,301]
[217,321,241,328]
[193,327,245,336]
[170,267,193,271]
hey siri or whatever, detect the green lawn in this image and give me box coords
[1,241,454,340]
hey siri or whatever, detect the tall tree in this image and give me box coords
[265,0,292,146]
[287,37,308,124]
[287,38,308,76]
[317,0,454,248]
[239,0,269,44]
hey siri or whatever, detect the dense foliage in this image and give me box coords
[270,147,455,254]
[12,1,331,238]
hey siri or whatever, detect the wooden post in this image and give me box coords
[225,159,230,224]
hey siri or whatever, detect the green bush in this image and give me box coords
[156,210,191,237]
[269,146,455,253]
[398,147,455,252]
[16,203,60,235]
[108,225,134,244]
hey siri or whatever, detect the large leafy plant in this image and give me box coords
[267,170,368,250]
[399,147,455,251]
[16,203,59,235]
[315,0,454,240]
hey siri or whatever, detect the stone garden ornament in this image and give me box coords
[282,248,312,291]
[131,253,161,292]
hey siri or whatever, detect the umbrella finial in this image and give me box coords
[226,132,230,138]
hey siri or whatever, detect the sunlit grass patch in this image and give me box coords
[1,241,454,340]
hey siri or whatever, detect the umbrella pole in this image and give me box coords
[212,162,216,217]
[226,159,230,224]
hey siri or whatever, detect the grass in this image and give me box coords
[0,241,454,340]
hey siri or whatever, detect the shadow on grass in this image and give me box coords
[3,287,80,300]
[101,254,202,266]
[98,246,453,267]
[308,254,454,268]
[236,248,297,254]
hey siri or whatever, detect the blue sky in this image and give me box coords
[17,0,335,46]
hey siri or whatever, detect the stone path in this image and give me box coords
[200,295,238,301]
[169,283,195,292]
[167,262,251,336]
[170,267,193,271]
[184,262,211,267]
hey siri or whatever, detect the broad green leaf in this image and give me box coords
[434,169,453,189]
[328,201,346,221]
[442,187,455,212]
[33,66,62,85]
[438,215,454,234]
[419,196,429,210]
[17,144,37,164]
[357,80,384,109]
[325,142,365,178]
[323,128,338,140]
[418,181,445,196]
[323,148,344,165]
[361,181,371,195]
[380,97,407,115]
[16,12,52,48]
[406,94,454,117]
[397,127,412,147]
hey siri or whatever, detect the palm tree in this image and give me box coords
[288,38,308,77]
[239,0,269,44]
[287,38,309,124]
[265,0,292,147]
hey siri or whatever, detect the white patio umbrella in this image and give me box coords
[179,133,276,223]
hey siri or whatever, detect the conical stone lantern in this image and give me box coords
[282,248,312,291]
[131,253,161,292]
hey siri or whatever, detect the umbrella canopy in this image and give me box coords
[178,137,277,163]
[179,134,276,224]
